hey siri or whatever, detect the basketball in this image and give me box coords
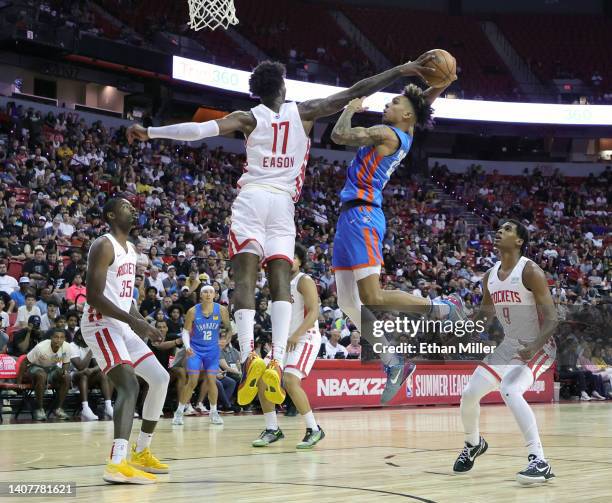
[423,49,456,88]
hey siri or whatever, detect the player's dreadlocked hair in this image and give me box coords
[294,243,308,268]
[249,61,286,101]
[503,218,530,255]
[402,84,434,129]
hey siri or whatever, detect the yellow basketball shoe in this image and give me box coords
[237,352,267,405]
[262,359,286,405]
[103,459,156,484]
[129,444,169,474]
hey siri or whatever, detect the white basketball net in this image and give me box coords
[187,0,239,31]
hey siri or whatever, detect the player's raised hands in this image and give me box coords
[399,51,439,81]
[126,124,150,144]
[346,97,369,113]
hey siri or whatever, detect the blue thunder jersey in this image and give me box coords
[190,303,222,353]
[339,126,412,207]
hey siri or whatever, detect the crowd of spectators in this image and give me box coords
[0,100,610,420]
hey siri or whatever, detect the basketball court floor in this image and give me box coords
[1,403,611,503]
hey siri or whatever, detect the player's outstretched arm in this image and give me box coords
[518,263,558,360]
[126,110,256,143]
[298,52,437,121]
[330,97,396,147]
[86,237,161,341]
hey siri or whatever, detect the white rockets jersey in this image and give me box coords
[290,272,320,341]
[82,233,137,326]
[237,102,311,202]
[487,256,540,344]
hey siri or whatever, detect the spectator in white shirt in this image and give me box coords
[0,262,18,295]
[15,329,71,421]
[146,266,166,298]
[0,298,9,329]
[323,329,348,359]
[16,293,42,327]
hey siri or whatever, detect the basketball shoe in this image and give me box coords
[381,360,416,404]
[129,444,169,474]
[516,455,555,485]
[252,428,284,447]
[453,437,488,473]
[296,427,325,449]
[261,359,286,404]
[237,352,266,405]
[103,459,156,484]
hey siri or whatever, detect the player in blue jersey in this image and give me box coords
[330,67,468,404]
[173,285,232,426]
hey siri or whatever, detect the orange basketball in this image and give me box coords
[423,49,456,88]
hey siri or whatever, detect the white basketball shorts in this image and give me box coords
[229,187,295,265]
[284,329,322,379]
[81,318,153,374]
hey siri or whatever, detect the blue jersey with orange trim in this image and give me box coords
[190,303,222,353]
[339,126,412,207]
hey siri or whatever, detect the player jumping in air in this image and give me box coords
[127,53,438,408]
[252,244,324,449]
[453,220,557,484]
[330,58,465,403]
[82,198,170,484]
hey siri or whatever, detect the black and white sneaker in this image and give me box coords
[453,437,488,473]
[516,455,555,485]
[252,428,284,447]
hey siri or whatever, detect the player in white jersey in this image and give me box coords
[126,55,438,408]
[453,220,558,485]
[82,198,170,484]
[252,244,324,449]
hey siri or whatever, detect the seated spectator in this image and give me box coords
[16,293,42,328]
[70,330,113,420]
[22,246,50,289]
[15,328,71,421]
[148,319,186,413]
[322,329,348,359]
[0,261,18,295]
[577,345,608,400]
[162,266,178,295]
[145,266,165,298]
[216,333,241,411]
[36,285,61,315]
[557,338,594,401]
[177,286,195,312]
[65,312,80,343]
[65,274,87,307]
[166,305,184,338]
[9,277,31,312]
[0,298,9,329]
[10,315,44,356]
[140,287,161,317]
[40,301,60,332]
[345,330,362,359]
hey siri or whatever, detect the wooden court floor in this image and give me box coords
[1,403,611,503]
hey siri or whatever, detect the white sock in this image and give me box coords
[176,403,185,414]
[104,400,112,410]
[271,301,291,364]
[82,401,89,410]
[264,411,278,430]
[236,309,255,363]
[210,404,217,413]
[135,431,153,453]
[110,438,128,464]
[302,411,319,431]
